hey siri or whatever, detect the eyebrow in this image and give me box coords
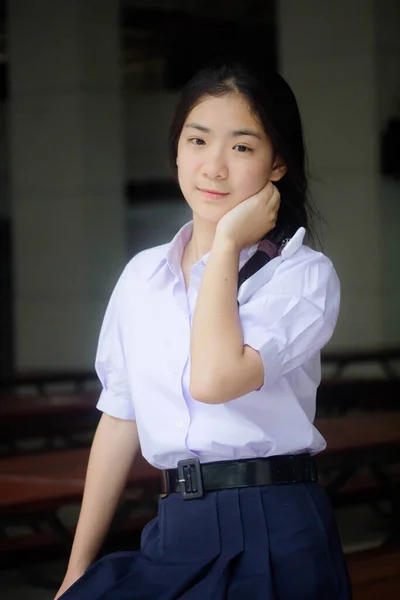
[185,122,262,140]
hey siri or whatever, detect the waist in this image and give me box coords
[160,453,317,500]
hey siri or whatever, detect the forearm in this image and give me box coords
[66,413,140,574]
[190,234,245,400]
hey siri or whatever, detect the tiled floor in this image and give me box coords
[0,504,394,599]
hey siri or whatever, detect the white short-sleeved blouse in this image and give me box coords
[95,222,340,470]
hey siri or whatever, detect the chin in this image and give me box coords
[192,204,231,225]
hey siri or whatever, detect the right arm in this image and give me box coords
[55,413,140,599]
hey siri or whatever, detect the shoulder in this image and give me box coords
[280,243,337,274]
[272,244,340,306]
[121,242,170,284]
[105,242,170,311]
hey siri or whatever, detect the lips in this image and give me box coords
[198,188,230,199]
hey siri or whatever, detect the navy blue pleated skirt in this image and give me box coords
[60,482,352,599]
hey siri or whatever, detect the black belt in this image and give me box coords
[160,454,318,500]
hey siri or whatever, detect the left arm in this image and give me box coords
[190,182,280,404]
[190,233,264,404]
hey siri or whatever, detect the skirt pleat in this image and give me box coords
[60,483,352,600]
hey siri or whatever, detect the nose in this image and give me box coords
[201,150,228,181]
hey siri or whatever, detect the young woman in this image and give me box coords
[56,61,352,599]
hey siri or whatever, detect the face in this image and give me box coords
[176,93,285,225]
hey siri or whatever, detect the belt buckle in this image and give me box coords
[177,458,204,500]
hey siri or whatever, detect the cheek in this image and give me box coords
[177,156,204,200]
[177,155,198,207]
[177,160,192,192]
[233,162,271,198]
[177,146,197,177]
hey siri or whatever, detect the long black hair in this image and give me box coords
[169,60,318,244]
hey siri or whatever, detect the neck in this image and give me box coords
[186,213,218,263]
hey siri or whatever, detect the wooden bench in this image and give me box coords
[317,412,400,595]
[318,347,400,415]
[317,378,400,415]
[0,370,99,395]
[317,411,400,453]
[0,447,158,490]
[0,392,100,453]
[322,347,400,380]
[3,346,398,393]
[346,544,400,599]
[0,449,159,567]
[1,411,400,565]
[316,411,400,541]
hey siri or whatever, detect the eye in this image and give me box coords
[234,144,252,153]
[189,137,206,146]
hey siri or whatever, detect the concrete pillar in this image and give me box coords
[8,0,125,370]
[278,0,384,348]
[375,0,400,345]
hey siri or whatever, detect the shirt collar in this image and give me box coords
[280,227,306,259]
[147,222,305,281]
[145,221,189,281]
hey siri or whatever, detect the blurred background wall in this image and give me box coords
[0,0,399,376]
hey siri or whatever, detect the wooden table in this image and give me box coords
[0,448,159,560]
[0,393,98,421]
[1,411,400,554]
[316,411,400,453]
[0,475,82,513]
[316,411,400,541]
[322,347,400,379]
[0,370,99,395]
[0,448,159,507]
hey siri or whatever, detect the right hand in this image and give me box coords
[54,569,85,600]
[216,181,280,251]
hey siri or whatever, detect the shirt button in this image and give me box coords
[175,421,184,428]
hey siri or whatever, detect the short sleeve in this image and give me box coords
[240,253,340,389]
[95,268,135,420]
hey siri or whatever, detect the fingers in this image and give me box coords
[249,181,280,217]
[265,182,280,209]
[268,184,280,228]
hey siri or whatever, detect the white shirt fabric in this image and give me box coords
[96,221,340,470]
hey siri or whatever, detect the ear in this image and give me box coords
[269,157,287,182]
